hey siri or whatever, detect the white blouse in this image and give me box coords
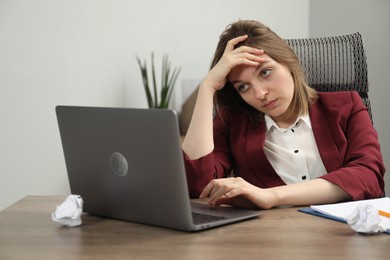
[263,114,327,184]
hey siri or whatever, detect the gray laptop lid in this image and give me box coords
[56,106,261,231]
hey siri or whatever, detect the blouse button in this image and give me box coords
[302,175,307,180]
[294,150,299,153]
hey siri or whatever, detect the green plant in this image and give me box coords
[136,53,181,109]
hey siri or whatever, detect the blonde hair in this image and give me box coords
[212,20,317,125]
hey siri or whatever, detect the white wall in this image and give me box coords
[310,0,390,197]
[0,0,310,210]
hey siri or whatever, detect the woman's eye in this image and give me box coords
[237,84,249,93]
[260,68,271,78]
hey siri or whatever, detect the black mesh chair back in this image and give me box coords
[285,32,372,121]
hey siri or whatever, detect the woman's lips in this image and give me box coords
[263,99,277,109]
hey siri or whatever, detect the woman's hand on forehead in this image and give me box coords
[204,35,266,91]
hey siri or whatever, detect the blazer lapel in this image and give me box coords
[310,101,343,172]
[245,119,286,187]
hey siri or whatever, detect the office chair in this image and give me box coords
[285,32,372,122]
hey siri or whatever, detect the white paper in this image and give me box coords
[311,197,390,232]
[51,195,83,227]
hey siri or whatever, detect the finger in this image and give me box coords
[224,189,239,199]
[199,181,215,199]
[210,195,230,207]
[224,35,251,53]
[231,46,264,56]
[200,179,226,203]
[219,195,237,206]
[207,184,233,206]
[231,52,265,66]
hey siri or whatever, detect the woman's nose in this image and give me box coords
[253,84,268,100]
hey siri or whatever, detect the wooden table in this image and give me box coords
[0,196,389,259]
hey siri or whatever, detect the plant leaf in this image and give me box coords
[151,53,158,108]
[136,56,153,108]
[165,66,181,107]
[136,53,180,109]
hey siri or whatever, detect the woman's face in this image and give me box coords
[228,54,295,128]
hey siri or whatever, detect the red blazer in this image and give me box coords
[183,91,385,200]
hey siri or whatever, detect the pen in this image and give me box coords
[378,210,390,218]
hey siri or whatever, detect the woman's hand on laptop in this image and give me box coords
[199,177,274,209]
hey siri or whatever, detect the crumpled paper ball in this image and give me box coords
[51,195,83,227]
[346,203,386,234]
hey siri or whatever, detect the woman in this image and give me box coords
[182,20,385,209]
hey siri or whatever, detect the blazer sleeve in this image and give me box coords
[183,109,234,198]
[318,91,385,200]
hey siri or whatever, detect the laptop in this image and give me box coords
[55,105,261,231]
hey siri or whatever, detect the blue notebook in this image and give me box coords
[299,207,346,223]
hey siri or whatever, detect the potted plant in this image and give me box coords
[136,53,181,109]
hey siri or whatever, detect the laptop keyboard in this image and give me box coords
[192,212,228,225]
